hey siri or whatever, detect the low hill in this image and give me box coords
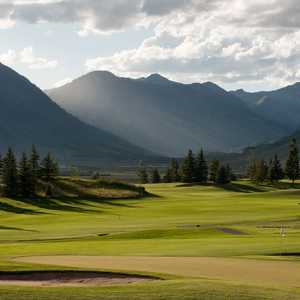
[47,71,287,156]
[0,63,159,167]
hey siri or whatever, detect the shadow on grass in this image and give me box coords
[0,225,39,232]
[218,183,267,193]
[0,201,42,215]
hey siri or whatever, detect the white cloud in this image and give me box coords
[1,0,300,89]
[0,46,58,69]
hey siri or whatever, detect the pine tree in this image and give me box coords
[0,153,3,177]
[216,165,229,184]
[268,155,284,182]
[181,150,195,183]
[285,138,299,184]
[137,162,148,184]
[2,148,18,197]
[18,153,32,198]
[151,168,161,184]
[163,168,172,183]
[29,145,40,195]
[225,164,234,183]
[256,160,268,183]
[40,153,59,182]
[195,149,208,183]
[170,159,181,182]
[209,160,220,183]
[248,159,257,182]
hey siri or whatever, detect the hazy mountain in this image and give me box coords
[210,129,300,172]
[47,71,287,157]
[232,83,300,131]
[0,63,158,166]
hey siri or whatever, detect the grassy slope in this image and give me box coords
[0,181,300,299]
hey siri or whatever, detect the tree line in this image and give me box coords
[248,138,299,184]
[0,146,59,198]
[138,149,235,184]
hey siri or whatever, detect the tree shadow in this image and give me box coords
[218,182,267,193]
[0,200,42,215]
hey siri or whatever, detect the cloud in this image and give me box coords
[1,1,300,89]
[0,47,58,69]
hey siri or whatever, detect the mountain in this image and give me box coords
[47,71,287,157]
[0,63,158,166]
[232,83,300,131]
[209,129,300,173]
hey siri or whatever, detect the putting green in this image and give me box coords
[16,255,300,287]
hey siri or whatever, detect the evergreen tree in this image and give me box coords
[137,162,148,184]
[285,138,299,184]
[163,168,172,183]
[209,160,220,183]
[29,145,40,195]
[151,168,161,184]
[181,150,195,183]
[248,159,257,182]
[2,148,18,197]
[18,153,32,198]
[256,160,268,183]
[225,164,234,183]
[195,149,208,183]
[170,159,181,182]
[0,153,3,177]
[216,165,230,184]
[40,153,59,182]
[268,155,284,182]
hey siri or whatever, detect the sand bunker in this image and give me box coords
[0,271,157,287]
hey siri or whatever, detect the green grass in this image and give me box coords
[0,180,300,299]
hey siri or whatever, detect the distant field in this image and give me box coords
[0,180,300,299]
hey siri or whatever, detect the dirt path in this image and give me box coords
[0,271,156,287]
[16,256,300,287]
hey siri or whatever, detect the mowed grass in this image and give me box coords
[0,180,300,299]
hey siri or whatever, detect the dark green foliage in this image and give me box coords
[216,166,228,184]
[18,153,32,198]
[2,148,18,197]
[285,138,299,184]
[29,145,40,195]
[216,165,231,184]
[151,168,161,184]
[249,159,268,183]
[170,159,181,182]
[92,171,100,180]
[181,150,195,183]
[137,163,148,184]
[0,153,3,176]
[40,153,59,182]
[268,155,284,182]
[195,149,208,183]
[209,160,220,183]
[163,168,172,183]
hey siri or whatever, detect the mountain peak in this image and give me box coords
[144,73,173,85]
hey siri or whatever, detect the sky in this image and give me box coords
[0,0,300,91]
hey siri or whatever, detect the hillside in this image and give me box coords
[211,129,300,172]
[232,83,300,131]
[47,72,287,156]
[0,63,158,166]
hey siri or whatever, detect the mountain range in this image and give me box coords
[0,63,158,166]
[232,83,300,131]
[47,72,288,157]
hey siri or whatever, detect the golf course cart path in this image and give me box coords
[16,256,300,287]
